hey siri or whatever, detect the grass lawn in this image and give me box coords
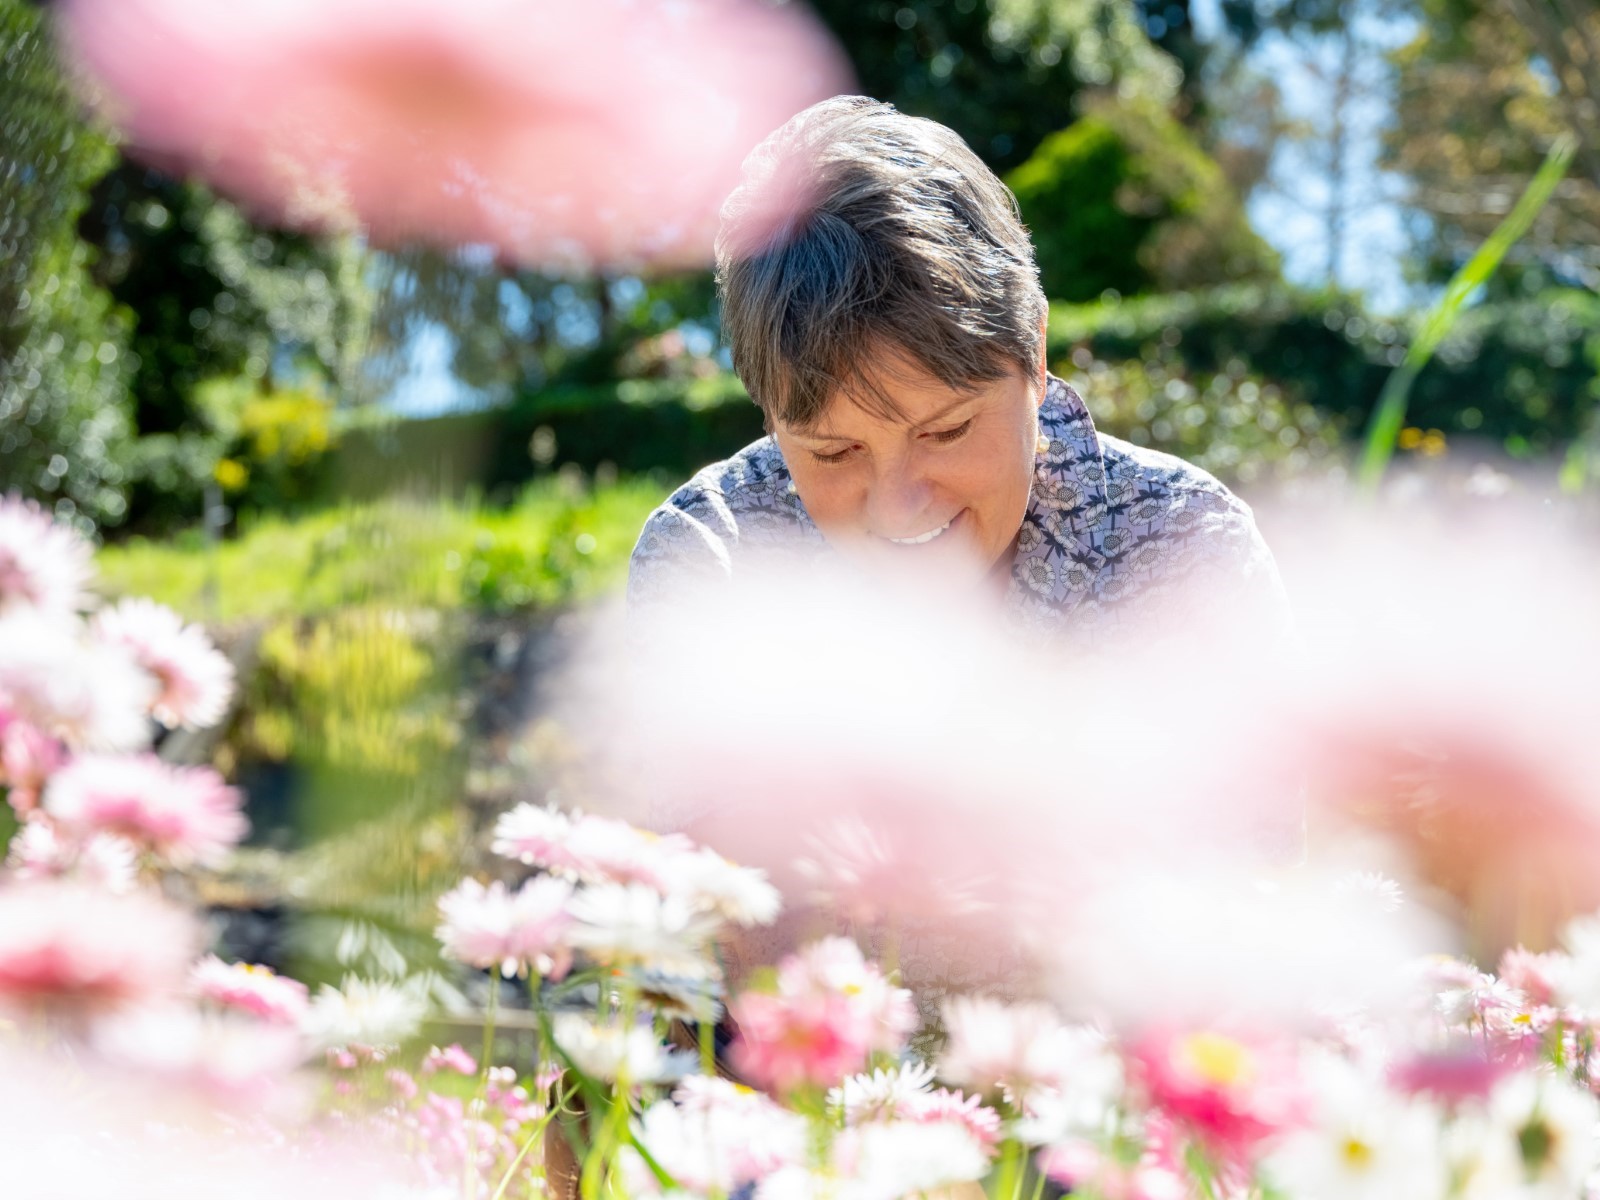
[95,477,670,624]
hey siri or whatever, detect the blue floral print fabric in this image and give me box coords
[628,375,1290,644]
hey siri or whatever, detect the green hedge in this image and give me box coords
[1049,285,1600,455]
[311,283,1600,510]
[319,375,763,503]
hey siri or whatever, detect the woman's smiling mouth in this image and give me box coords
[884,516,955,545]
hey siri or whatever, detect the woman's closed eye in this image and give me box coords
[809,444,857,466]
[926,418,974,444]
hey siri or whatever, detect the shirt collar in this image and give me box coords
[1006,375,1110,609]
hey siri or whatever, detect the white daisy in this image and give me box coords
[551,1014,691,1084]
[303,976,427,1050]
[565,881,720,974]
[1264,1052,1447,1200]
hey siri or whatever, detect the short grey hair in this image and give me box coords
[716,96,1048,431]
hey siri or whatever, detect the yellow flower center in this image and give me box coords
[1341,1137,1376,1171]
[1178,1033,1255,1088]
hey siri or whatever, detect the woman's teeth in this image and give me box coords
[887,518,953,546]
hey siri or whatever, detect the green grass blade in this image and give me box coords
[1358,134,1575,491]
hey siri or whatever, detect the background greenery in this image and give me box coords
[8,0,1600,943]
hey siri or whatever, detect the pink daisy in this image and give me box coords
[435,875,573,978]
[5,820,139,892]
[0,494,94,616]
[1130,1028,1305,1168]
[61,0,848,271]
[0,613,157,752]
[729,937,914,1095]
[191,955,311,1025]
[0,712,64,815]
[0,880,196,1014]
[492,803,692,889]
[42,753,248,867]
[91,598,235,730]
[92,1003,308,1113]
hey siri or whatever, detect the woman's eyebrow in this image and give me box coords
[909,394,980,431]
[796,394,981,443]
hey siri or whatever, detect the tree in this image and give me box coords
[0,0,136,529]
[1385,0,1600,287]
[807,0,1179,171]
[1008,97,1279,301]
[77,167,376,429]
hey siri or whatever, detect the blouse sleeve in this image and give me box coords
[625,491,737,610]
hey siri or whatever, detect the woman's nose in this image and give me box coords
[865,460,936,538]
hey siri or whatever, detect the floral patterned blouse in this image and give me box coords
[628,374,1290,645]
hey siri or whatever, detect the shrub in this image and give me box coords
[1050,285,1600,459]
[1007,98,1278,303]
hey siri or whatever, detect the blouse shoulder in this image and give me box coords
[626,436,803,607]
[1093,430,1289,638]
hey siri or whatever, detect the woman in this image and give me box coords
[628,95,1290,644]
[543,99,1298,1194]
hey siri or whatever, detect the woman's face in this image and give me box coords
[772,343,1044,585]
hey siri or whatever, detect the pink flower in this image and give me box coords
[939,997,1122,1112]
[434,875,573,978]
[42,753,247,866]
[0,494,94,616]
[92,1003,308,1113]
[91,598,235,730]
[0,613,157,751]
[0,714,64,815]
[421,1044,478,1076]
[1131,1029,1304,1166]
[1038,1141,1186,1200]
[1388,1044,1522,1106]
[62,0,848,271]
[0,880,196,1015]
[5,820,138,891]
[493,804,691,889]
[191,955,311,1025]
[1499,947,1565,1006]
[387,1068,419,1100]
[901,1087,1003,1151]
[729,937,914,1095]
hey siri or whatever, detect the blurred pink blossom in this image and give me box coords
[0,612,157,752]
[729,937,914,1095]
[5,820,139,891]
[493,804,693,888]
[60,0,850,270]
[0,494,94,616]
[42,752,247,867]
[1130,1028,1305,1167]
[0,713,64,814]
[622,1076,807,1197]
[937,997,1118,1107]
[92,1003,309,1115]
[1388,1043,1521,1106]
[0,880,196,1017]
[91,598,235,731]
[1038,1141,1186,1200]
[435,875,574,978]
[420,1043,478,1076]
[1267,509,1600,955]
[0,1041,436,1200]
[1498,947,1565,1007]
[191,955,311,1026]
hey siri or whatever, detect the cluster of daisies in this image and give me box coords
[8,492,1600,1200]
